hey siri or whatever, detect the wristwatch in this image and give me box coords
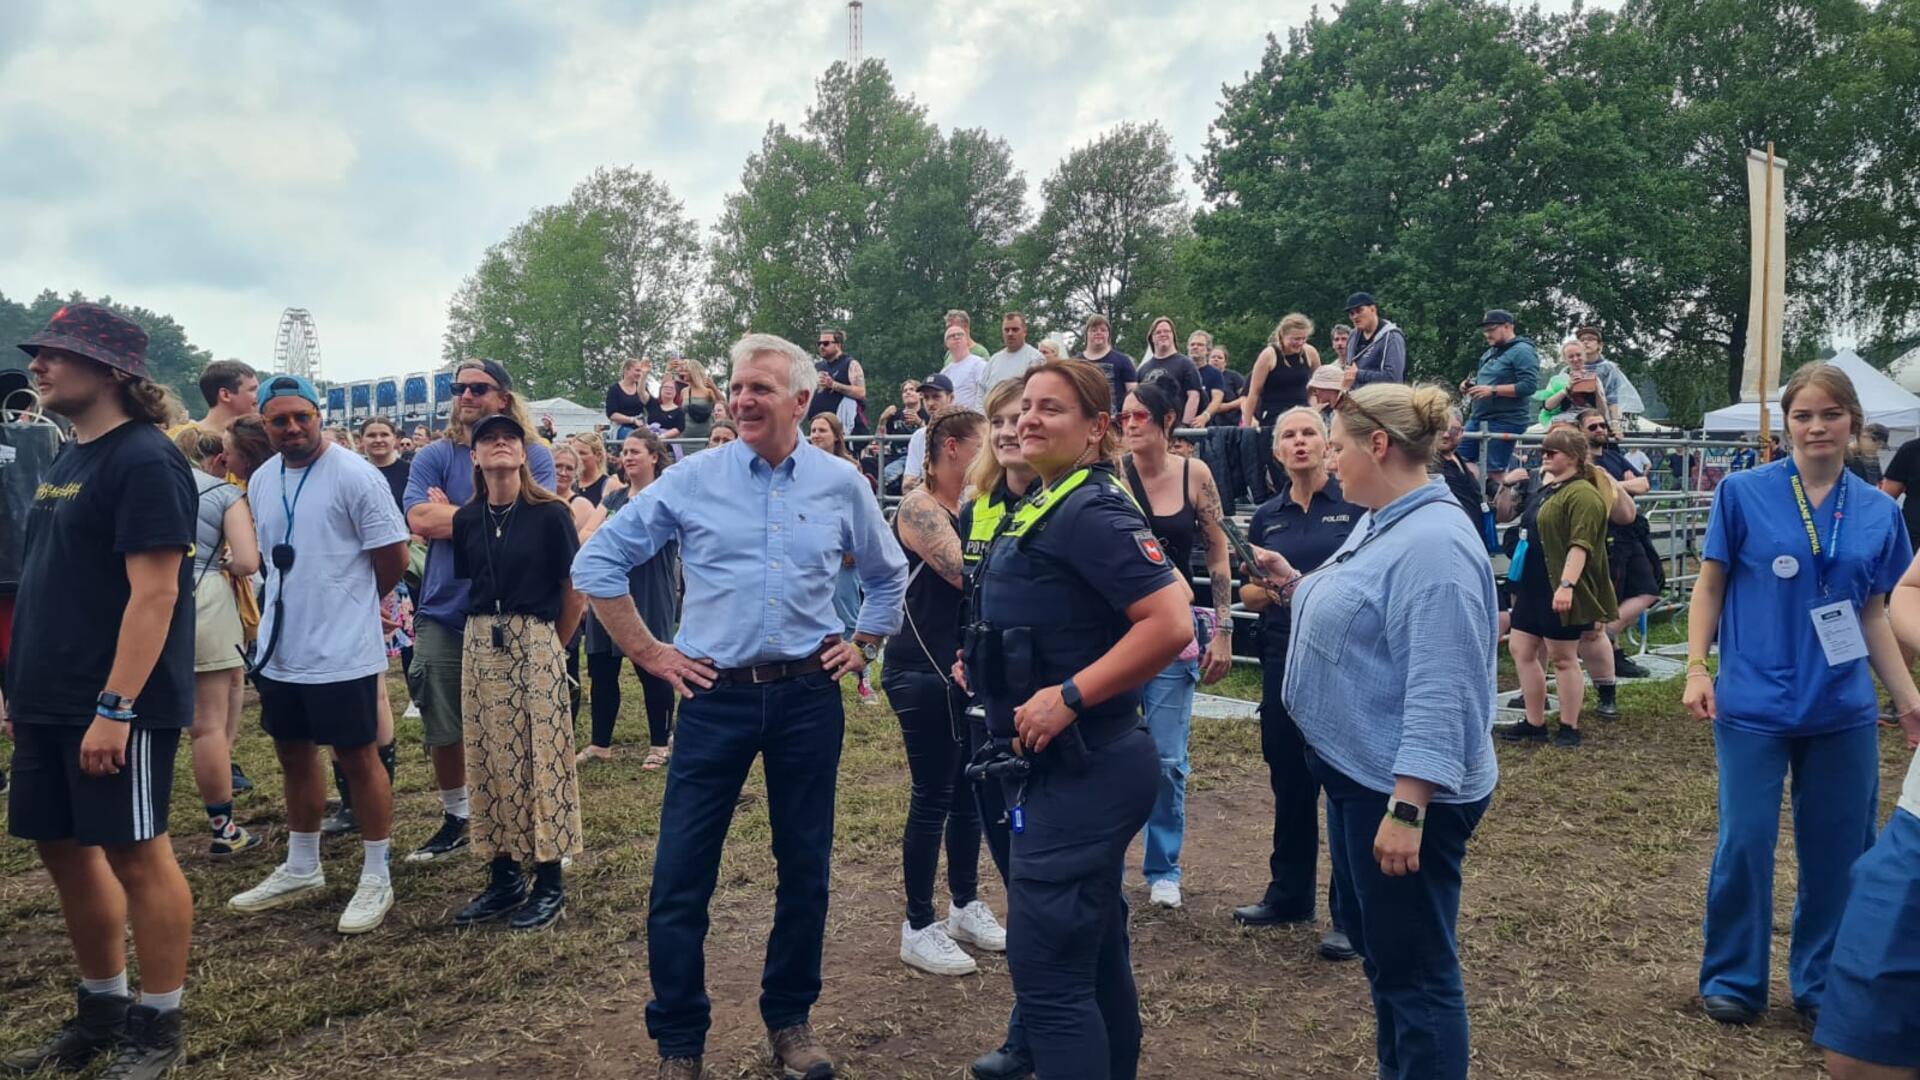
[1557,579,1576,590]
[96,690,135,721]
[1060,677,1085,716]
[856,638,882,663]
[1385,797,1425,828]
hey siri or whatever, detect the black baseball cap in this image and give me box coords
[1477,309,1516,328]
[921,373,956,395]
[1344,292,1376,312]
[458,358,514,393]
[469,412,526,442]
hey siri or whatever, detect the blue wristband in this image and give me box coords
[95,705,135,722]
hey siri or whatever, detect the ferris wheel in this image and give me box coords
[273,308,322,382]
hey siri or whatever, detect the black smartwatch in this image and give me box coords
[1386,797,1425,828]
[1060,677,1085,715]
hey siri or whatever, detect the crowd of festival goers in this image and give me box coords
[1,295,1916,1080]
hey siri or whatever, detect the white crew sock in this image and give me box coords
[80,971,128,997]
[286,830,322,877]
[439,786,469,820]
[139,987,183,1014]
[362,839,392,885]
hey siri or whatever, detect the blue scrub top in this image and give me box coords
[1704,460,1910,736]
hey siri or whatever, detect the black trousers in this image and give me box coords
[586,650,675,749]
[1007,726,1157,1080]
[1259,649,1340,927]
[882,667,981,929]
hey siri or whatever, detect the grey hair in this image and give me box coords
[728,333,815,397]
[1270,405,1328,445]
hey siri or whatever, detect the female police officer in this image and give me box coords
[961,359,1192,1080]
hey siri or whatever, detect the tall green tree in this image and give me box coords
[1020,122,1187,355]
[0,289,213,413]
[445,168,701,402]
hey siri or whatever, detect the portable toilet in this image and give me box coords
[349,381,372,422]
[432,371,455,429]
[403,372,429,427]
[326,385,348,424]
[375,376,400,420]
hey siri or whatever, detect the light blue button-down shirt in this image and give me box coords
[571,438,907,668]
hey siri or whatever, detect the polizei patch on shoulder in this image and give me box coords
[1133,530,1168,565]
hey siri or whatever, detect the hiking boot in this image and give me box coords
[453,856,527,926]
[1613,649,1648,680]
[405,813,469,862]
[509,861,565,931]
[0,986,129,1073]
[1497,719,1548,743]
[766,1021,835,1079]
[97,1004,183,1080]
[657,1058,704,1080]
[1553,725,1583,749]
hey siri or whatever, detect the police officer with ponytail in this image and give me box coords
[961,359,1193,1080]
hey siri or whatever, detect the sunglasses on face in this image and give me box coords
[1585,424,1607,432]
[452,382,498,397]
[267,411,316,428]
[818,340,835,347]
[1118,409,1154,426]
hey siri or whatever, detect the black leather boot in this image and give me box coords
[453,856,528,926]
[0,986,130,1072]
[510,860,565,930]
[970,1041,1034,1080]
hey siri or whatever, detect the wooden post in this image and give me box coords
[1757,142,1776,458]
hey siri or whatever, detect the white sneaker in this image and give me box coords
[946,900,1007,952]
[899,920,977,976]
[1149,880,1183,909]
[338,875,394,935]
[228,865,326,913]
[403,703,422,719]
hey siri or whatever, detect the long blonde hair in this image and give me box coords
[968,378,1027,497]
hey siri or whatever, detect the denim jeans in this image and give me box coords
[882,666,981,929]
[1140,656,1198,884]
[1701,722,1879,1010]
[1309,748,1488,1080]
[643,673,844,1059]
[1455,417,1527,475]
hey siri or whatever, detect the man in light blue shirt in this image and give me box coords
[572,332,906,1078]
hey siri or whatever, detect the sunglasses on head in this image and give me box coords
[267,411,316,429]
[451,381,497,397]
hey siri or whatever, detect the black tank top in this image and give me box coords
[576,474,607,507]
[1124,456,1198,591]
[884,503,963,673]
[1257,353,1311,425]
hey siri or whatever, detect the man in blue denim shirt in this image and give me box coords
[572,333,906,1080]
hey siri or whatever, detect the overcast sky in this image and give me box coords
[1,0,1590,383]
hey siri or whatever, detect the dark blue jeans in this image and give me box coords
[644,673,844,1059]
[1308,748,1489,1080]
[1455,417,1527,475]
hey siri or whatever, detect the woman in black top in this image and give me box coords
[568,433,609,506]
[885,407,999,976]
[1230,406,1363,962]
[449,413,585,931]
[1243,313,1322,428]
[605,358,647,438]
[646,378,687,441]
[575,430,680,769]
[1118,380,1234,910]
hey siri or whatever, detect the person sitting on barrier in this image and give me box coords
[1231,406,1364,965]
[1252,382,1498,1080]
[960,358,1191,1080]
[1683,361,1920,1029]
[1497,426,1620,747]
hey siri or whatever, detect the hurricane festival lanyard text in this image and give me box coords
[1787,459,1845,596]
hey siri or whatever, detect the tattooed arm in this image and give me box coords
[1191,460,1236,684]
[895,487,965,590]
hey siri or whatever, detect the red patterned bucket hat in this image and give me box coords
[16,303,150,379]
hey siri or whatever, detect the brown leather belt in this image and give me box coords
[712,653,829,686]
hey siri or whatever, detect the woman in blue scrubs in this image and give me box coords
[1684,361,1920,1027]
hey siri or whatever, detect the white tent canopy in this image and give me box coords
[1701,350,1920,440]
[526,396,605,437]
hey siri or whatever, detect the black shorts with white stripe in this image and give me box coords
[5,722,180,846]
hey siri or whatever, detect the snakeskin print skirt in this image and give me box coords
[461,613,584,863]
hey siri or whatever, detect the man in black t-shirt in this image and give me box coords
[3,304,197,1077]
[1074,313,1137,415]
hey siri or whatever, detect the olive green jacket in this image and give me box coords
[1538,476,1620,627]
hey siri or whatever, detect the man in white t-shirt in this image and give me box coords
[984,312,1044,390]
[940,325,989,412]
[226,375,411,936]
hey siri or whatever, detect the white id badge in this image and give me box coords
[1810,600,1868,666]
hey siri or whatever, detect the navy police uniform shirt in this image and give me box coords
[1704,460,1909,736]
[1244,476,1362,658]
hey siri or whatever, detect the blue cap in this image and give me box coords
[1477,309,1516,328]
[257,373,321,410]
[1344,292,1377,312]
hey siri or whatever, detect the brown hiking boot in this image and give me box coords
[657,1056,703,1080]
[767,1022,835,1079]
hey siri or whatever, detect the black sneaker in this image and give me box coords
[1553,725,1583,748]
[406,813,470,863]
[0,987,129,1072]
[1504,693,1526,710]
[230,763,254,795]
[1613,650,1648,680]
[1497,719,1548,743]
[97,1004,184,1080]
[320,804,359,837]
